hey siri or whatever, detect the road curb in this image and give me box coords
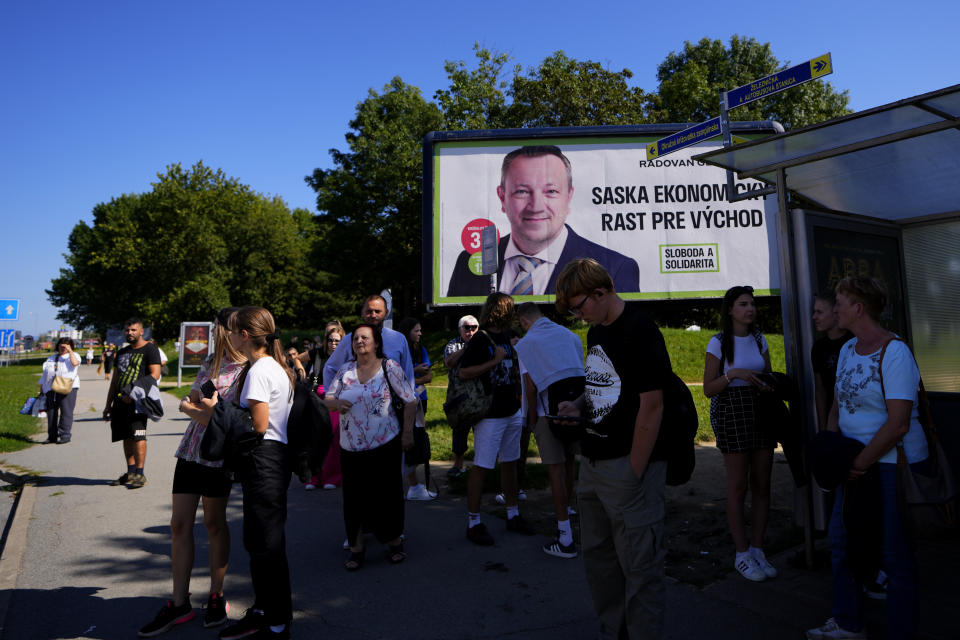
[0,482,36,637]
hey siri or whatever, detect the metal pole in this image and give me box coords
[774,168,816,568]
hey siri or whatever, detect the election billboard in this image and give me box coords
[423,125,782,306]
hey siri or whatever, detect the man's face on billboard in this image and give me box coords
[497,153,573,255]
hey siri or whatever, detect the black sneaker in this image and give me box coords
[110,472,130,486]
[505,514,536,535]
[219,608,265,640]
[543,535,578,559]
[138,600,195,637]
[466,522,494,546]
[204,592,230,628]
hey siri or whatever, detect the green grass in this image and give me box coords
[0,366,45,452]
[152,325,786,456]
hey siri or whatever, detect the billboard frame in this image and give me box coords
[422,122,783,307]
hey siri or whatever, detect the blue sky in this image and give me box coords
[1,0,957,336]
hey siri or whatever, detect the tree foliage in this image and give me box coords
[649,36,851,129]
[47,162,310,337]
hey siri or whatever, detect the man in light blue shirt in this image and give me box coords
[322,295,415,390]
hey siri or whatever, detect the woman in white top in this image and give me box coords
[326,323,416,571]
[807,276,928,640]
[216,306,295,640]
[702,285,778,583]
[40,337,81,444]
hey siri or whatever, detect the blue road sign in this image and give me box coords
[646,117,722,159]
[726,53,833,110]
[0,299,20,321]
[0,329,15,349]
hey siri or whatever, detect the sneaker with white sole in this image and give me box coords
[406,484,437,501]
[543,535,578,559]
[734,553,767,582]
[750,547,778,578]
[805,617,866,639]
[494,490,527,505]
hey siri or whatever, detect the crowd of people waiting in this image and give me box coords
[110,261,932,640]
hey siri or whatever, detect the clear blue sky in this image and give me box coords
[1,0,957,336]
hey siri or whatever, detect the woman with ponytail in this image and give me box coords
[139,308,245,637]
[216,306,295,640]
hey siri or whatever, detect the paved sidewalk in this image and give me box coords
[0,367,956,639]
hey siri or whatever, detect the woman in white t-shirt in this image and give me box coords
[217,306,295,640]
[40,337,81,444]
[806,276,928,640]
[702,285,778,583]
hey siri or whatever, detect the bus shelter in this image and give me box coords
[694,84,960,556]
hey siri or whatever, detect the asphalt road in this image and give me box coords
[0,367,955,639]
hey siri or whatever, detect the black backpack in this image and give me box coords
[286,379,333,483]
[652,372,698,486]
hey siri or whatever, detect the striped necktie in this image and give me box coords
[510,255,545,296]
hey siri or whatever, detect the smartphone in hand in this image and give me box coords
[201,380,217,399]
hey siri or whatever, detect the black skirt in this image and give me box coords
[710,386,775,453]
[340,435,404,545]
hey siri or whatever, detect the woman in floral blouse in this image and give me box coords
[139,307,245,636]
[325,323,417,570]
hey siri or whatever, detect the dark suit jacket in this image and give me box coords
[446,225,640,297]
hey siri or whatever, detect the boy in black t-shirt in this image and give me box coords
[811,291,853,430]
[555,259,672,640]
[103,318,162,488]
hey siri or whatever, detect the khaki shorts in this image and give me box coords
[532,416,579,466]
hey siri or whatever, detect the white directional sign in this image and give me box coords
[0,299,20,321]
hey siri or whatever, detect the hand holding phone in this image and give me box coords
[201,380,217,399]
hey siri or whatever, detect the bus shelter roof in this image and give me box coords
[694,84,960,222]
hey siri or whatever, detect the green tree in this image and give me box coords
[304,77,443,314]
[47,162,311,337]
[435,44,513,130]
[508,51,651,127]
[649,36,851,129]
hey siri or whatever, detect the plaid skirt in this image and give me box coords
[709,386,775,453]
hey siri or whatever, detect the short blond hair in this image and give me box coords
[835,276,888,321]
[554,259,615,314]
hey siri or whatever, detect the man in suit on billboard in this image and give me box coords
[446,145,639,297]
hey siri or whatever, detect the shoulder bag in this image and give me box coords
[51,356,74,395]
[443,331,495,431]
[879,337,958,539]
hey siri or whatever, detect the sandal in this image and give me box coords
[388,542,406,565]
[344,549,365,571]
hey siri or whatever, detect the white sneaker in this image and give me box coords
[734,553,767,582]
[304,483,316,491]
[805,617,866,639]
[322,484,337,490]
[495,491,526,504]
[750,547,778,578]
[406,484,437,501]
[342,538,350,550]
[567,506,577,516]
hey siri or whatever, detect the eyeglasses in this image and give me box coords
[326,337,341,343]
[461,325,478,331]
[568,294,591,316]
